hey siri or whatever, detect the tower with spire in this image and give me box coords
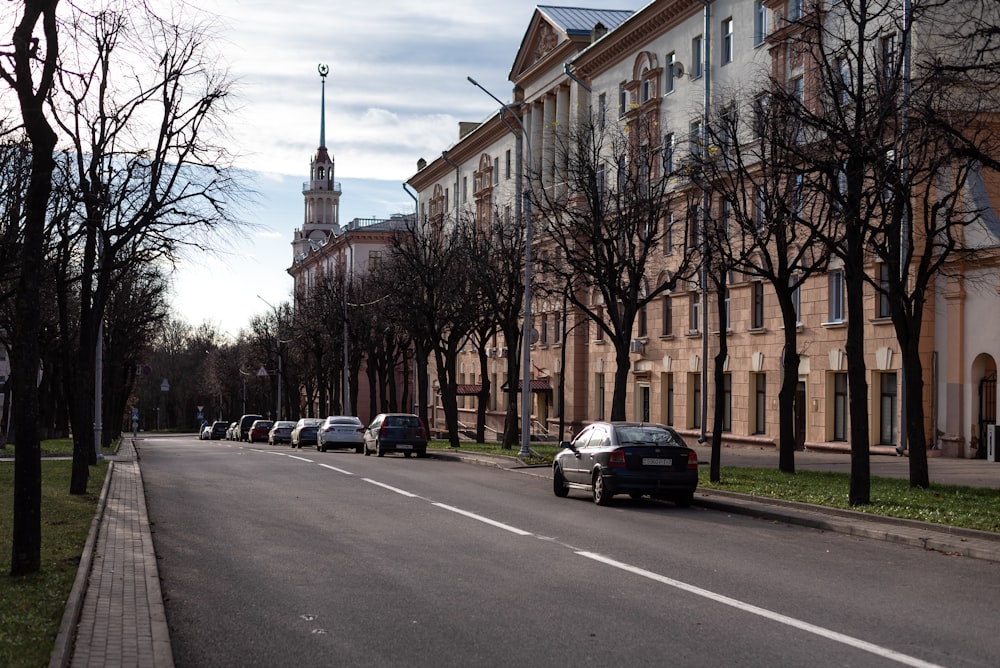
[292,63,342,258]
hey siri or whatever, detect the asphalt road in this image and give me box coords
[141,434,1000,668]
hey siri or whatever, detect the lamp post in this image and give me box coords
[467,76,533,457]
[257,295,283,421]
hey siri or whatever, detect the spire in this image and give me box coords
[318,63,329,149]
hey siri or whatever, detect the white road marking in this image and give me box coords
[363,478,420,497]
[577,551,943,668]
[432,503,533,536]
[318,463,354,475]
[287,455,313,463]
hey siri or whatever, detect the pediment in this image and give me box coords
[510,10,566,81]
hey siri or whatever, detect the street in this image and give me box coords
[141,434,1000,667]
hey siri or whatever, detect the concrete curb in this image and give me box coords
[48,460,115,668]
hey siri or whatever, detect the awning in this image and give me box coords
[500,378,552,393]
[455,384,483,396]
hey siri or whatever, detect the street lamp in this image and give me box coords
[467,76,534,457]
[257,295,283,421]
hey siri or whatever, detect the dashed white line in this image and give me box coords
[432,503,533,536]
[287,455,313,463]
[362,478,420,497]
[576,551,943,668]
[318,463,353,475]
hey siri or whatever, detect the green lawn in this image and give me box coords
[0,456,108,668]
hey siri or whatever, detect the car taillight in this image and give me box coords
[687,451,699,470]
[608,449,627,468]
[418,418,427,439]
[380,423,388,435]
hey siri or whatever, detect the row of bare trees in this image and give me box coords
[2,1,242,575]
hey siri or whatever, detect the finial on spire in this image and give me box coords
[318,63,329,149]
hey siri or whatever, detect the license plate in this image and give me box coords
[643,457,672,466]
[397,444,412,449]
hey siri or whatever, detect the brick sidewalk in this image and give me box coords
[50,439,172,668]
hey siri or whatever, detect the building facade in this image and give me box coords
[407,1,1000,458]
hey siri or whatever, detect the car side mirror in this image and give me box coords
[560,440,576,452]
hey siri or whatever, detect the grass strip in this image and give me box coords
[0,459,108,668]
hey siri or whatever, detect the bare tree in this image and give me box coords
[692,88,833,475]
[49,1,243,493]
[1,0,61,576]
[533,113,697,421]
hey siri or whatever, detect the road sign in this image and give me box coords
[257,366,268,378]
[160,379,170,392]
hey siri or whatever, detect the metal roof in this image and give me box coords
[536,5,634,36]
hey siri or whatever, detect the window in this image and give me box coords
[662,295,673,335]
[752,93,769,139]
[665,213,675,254]
[721,198,733,239]
[638,305,647,338]
[505,150,511,179]
[596,373,606,420]
[494,157,499,185]
[834,56,852,107]
[663,132,675,174]
[754,373,767,434]
[689,119,703,159]
[722,373,732,431]
[828,269,845,322]
[788,0,803,22]
[879,372,898,445]
[791,276,801,325]
[833,372,848,441]
[462,176,468,202]
[790,75,804,106]
[369,250,382,270]
[754,185,766,231]
[722,18,734,64]
[665,373,675,426]
[724,286,731,331]
[554,314,562,343]
[754,1,767,46]
[690,202,701,247]
[877,263,892,318]
[882,33,899,82]
[597,163,606,205]
[619,85,627,117]
[665,52,676,94]
[691,35,703,78]
[690,290,701,332]
[691,373,702,429]
[641,70,652,103]
[752,281,765,329]
[540,313,548,344]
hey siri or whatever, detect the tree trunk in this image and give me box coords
[610,343,631,421]
[844,249,871,505]
[776,291,800,474]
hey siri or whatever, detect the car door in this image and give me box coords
[581,425,611,482]
[364,415,383,450]
[561,426,592,484]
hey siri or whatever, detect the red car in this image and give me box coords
[247,420,273,443]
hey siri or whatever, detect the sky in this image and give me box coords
[171,0,641,336]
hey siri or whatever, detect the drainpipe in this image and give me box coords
[699,0,711,444]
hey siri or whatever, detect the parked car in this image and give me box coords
[226,422,239,440]
[210,421,229,440]
[199,423,211,440]
[316,416,364,453]
[247,419,273,443]
[238,414,263,442]
[552,422,698,507]
[290,418,322,449]
[268,420,296,445]
[363,413,428,458]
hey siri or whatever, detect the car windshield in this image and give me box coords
[331,417,361,425]
[615,426,683,446]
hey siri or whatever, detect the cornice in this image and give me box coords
[573,0,705,81]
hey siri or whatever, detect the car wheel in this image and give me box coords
[404,451,412,458]
[552,465,570,497]
[674,490,694,508]
[363,442,371,456]
[376,441,384,457]
[592,471,613,506]
[355,444,364,454]
[416,450,427,458]
[629,492,644,500]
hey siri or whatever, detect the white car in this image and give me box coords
[316,416,364,453]
[199,424,211,440]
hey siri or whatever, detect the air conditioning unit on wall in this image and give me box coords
[629,339,644,354]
